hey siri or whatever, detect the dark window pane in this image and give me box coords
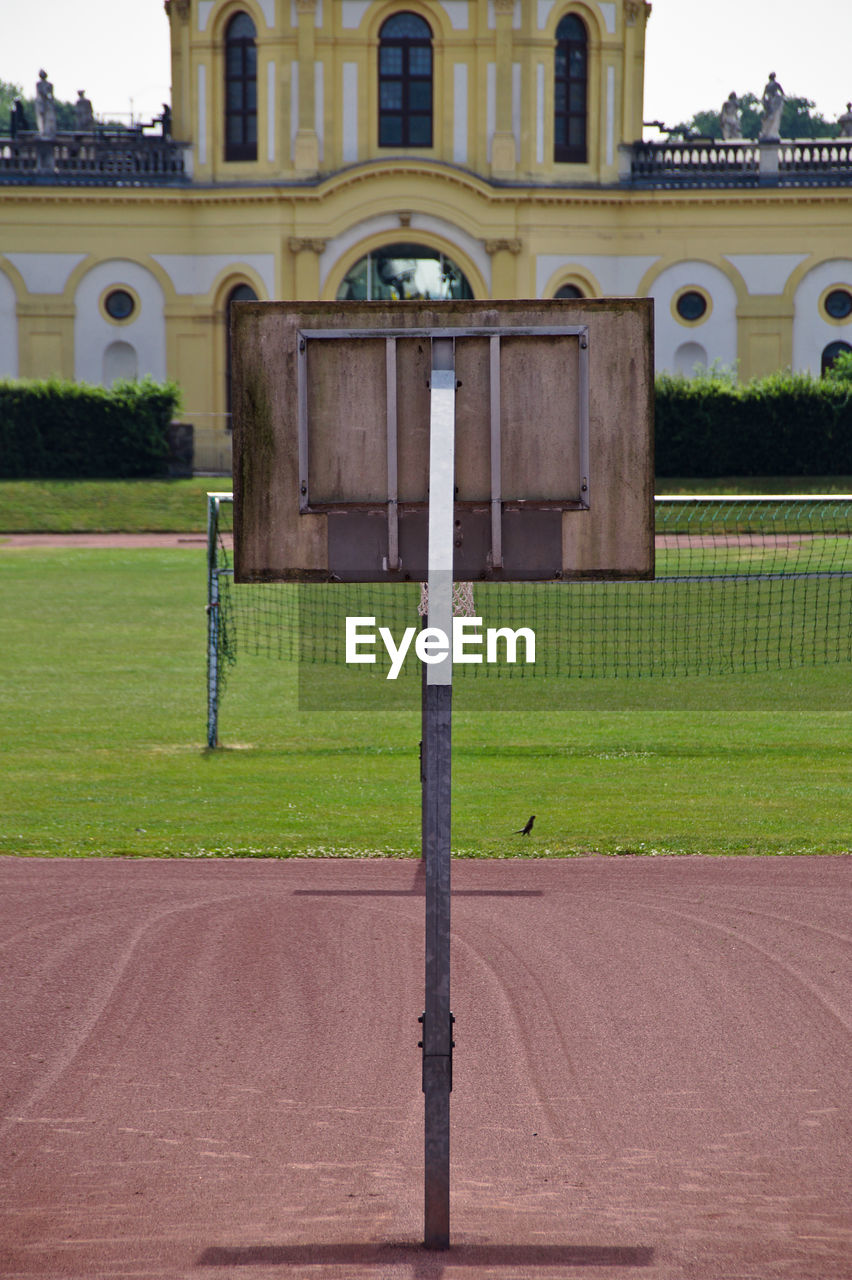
[556,14,585,40]
[568,118,584,146]
[569,82,584,111]
[821,340,852,374]
[825,289,852,320]
[380,46,403,75]
[555,283,583,299]
[409,81,432,111]
[409,115,431,145]
[409,46,432,76]
[245,45,257,74]
[105,289,135,320]
[569,48,586,76]
[380,117,403,145]
[227,80,243,109]
[226,45,243,75]
[554,118,565,145]
[246,115,257,144]
[246,80,257,110]
[381,13,431,38]
[227,12,256,39]
[227,116,242,144]
[381,82,403,110]
[676,291,708,321]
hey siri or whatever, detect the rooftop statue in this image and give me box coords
[839,104,852,139]
[759,72,785,141]
[74,90,95,132]
[720,92,742,140]
[35,69,57,139]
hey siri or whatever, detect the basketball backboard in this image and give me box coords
[232,299,654,584]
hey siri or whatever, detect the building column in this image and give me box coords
[491,0,516,178]
[289,237,327,298]
[294,0,319,175]
[485,238,522,298]
[165,0,191,140]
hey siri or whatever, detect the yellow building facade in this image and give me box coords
[2,0,851,471]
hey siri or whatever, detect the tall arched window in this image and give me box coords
[226,283,258,419]
[554,14,588,163]
[225,12,257,161]
[378,13,433,148]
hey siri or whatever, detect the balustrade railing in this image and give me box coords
[0,132,190,185]
[623,138,852,188]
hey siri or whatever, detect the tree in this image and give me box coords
[669,92,840,141]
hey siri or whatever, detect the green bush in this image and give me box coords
[0,377,181,479]
[655,369,852,476]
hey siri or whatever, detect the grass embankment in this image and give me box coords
[0,548,849,858]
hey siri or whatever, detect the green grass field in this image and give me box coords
[2,475,852,532]
[1,544,849,858]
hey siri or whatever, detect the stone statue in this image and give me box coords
[839,104,852,139]
[160,103,172,137]
[74,90,94,131]
[35,69,57,138]
[720,92,742,140]
[759,72,785,141]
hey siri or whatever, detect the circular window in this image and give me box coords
[555,283,584,299]
[104,289,136,321]
[676,290,708,323]
[824,288,852,321]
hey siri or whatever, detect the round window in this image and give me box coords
[104,289,136,321]
[824,288,852,321]
[676,290,708,322]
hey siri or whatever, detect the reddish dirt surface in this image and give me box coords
[1,855,849,1280]
[1,533,210,548]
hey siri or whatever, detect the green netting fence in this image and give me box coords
[206,493,852,744]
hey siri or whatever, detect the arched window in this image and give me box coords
[554,14,588,163]
[378,13,433,148]
[226,283,258,419]
[821,340,852,376]
[555,283,584,299]
[225,12,257,161]
[336,244,473,301]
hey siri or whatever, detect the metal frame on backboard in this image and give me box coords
[297,325,590,576]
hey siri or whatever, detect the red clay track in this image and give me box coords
[0,855,849,1280]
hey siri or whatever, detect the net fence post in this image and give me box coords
[206,492,221,749]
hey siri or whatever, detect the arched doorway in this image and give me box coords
[336,243,473,301]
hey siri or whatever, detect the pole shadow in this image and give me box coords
[198,1241,654,1271]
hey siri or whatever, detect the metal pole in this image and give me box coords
[206,493,220,749]
[421,338,456,1250]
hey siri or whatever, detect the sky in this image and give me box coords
[1,0,850,131]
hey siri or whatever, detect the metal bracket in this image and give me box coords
[419,1012,456,1093]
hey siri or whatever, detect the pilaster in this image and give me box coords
[491,0,516,179]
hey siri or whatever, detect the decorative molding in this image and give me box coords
[164,0,190,19]
[398,211,412,226]
[289,236,327,254]
[484,238,522,255]
[625,1,651,25]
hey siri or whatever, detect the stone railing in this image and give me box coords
[0,132,191,186]
[622,137,852,188]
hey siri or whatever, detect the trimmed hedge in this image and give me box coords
[655,370,852,477]
[0,377,181,479]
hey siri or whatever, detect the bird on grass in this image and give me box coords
[514,815,535,836]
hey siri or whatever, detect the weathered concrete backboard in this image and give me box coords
[232,299,654,583]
